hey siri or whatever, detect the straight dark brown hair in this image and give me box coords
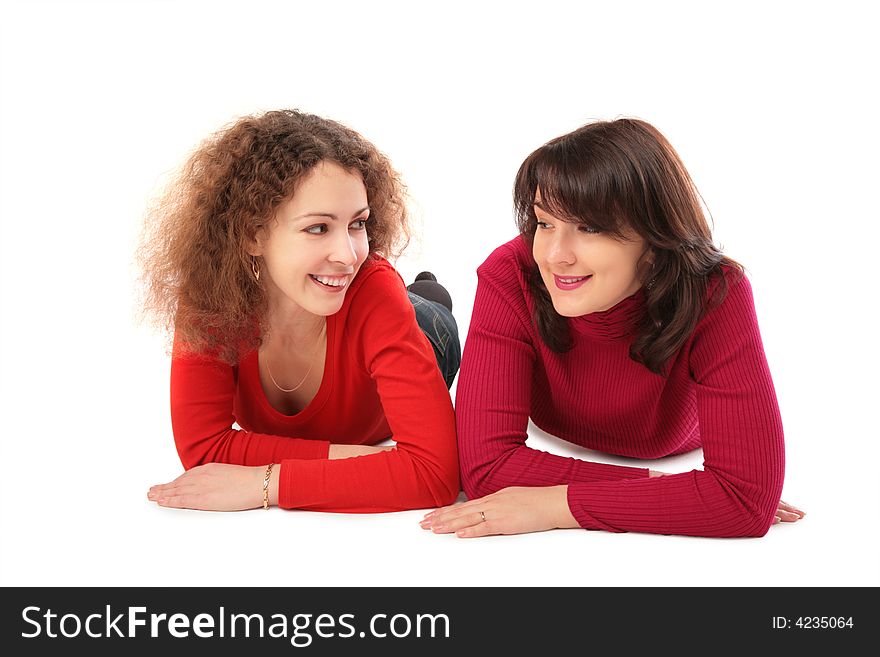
[513,118,743,375]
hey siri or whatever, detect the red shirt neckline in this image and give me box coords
[243,314,337,423]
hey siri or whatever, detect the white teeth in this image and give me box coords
[312,274,346,287]
[559,276,589,283]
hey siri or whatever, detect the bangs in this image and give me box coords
[515,134,634,240]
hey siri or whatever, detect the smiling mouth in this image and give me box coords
[309,274,349,289]
[553,274,593,290]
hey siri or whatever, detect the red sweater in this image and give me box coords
[170,257,459,512]
[455,237,785,537]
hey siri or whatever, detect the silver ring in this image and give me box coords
[480,511,486,522]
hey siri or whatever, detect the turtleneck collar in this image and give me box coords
[568,286,646,342]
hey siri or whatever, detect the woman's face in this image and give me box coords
[532,190,651,317]
[252,160,371,318]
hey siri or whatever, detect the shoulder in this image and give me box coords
[343,255,411,322]
[692,263,757,338]
[705,263,752,310]
[477,235,533,280]
[476,236,534,303]
[349,255,406,296]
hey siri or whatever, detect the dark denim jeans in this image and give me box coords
[408,291,461,389]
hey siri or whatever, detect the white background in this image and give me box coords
[1,0,877,587]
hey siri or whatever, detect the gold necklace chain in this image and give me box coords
[264,321,326,393]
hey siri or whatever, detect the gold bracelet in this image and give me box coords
[262,463,274,510]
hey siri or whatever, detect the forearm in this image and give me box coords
[176,427,330,469]
[254,446,397,507]
[277,446,458,512]
[461,443,650,499]
[566,467,779,537]
[328,444,395,459]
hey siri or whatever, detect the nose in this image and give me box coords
[328,227,358,267]
[546,231,575,267]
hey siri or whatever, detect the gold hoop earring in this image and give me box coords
[252,257,260,282]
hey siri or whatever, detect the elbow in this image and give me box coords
[398,476,459,511]
[459,450,507,500]
[699,465,782,538]
[403,453,460,510]
[436,458,462,507]
[725,505,776,538]
[461,470,501,501]
[435,482,460,507]
[706,470,782,538]
[427,460,461,508]
[176,449,207,471]
[746,493,781,537]
[172,431,220,471]
[741,472,786,538]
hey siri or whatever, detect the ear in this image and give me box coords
[246,230,265,257]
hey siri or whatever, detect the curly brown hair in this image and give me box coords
[514,118,744,375]
[138,109,410,364]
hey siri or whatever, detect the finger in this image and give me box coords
[422,504,459,521]
[456,520,496,539]
[778,501,805,516]
[431,511,486,534]
[148,485,173,500]
[773,516,781,524]
[149,483,196,499]
[777,510,803,522]
[423,501,482,527]
[156,493,198,509]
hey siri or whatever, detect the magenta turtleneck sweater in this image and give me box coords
[454,236,785,537]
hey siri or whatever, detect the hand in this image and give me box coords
[147,463,270,511]
[773,500,805,525]
[420,486,580,538]
[329,444,395,459]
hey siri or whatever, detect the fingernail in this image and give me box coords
[432,525,445,532]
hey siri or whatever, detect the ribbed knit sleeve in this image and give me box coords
[566,274,785,537]
[455,245,651,498]
[170,342,331,468]
[277,265,460,512]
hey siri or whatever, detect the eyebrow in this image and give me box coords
[293,206,370,221]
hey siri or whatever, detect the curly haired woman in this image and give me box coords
[423,118,804,538]
[141,110,460,513]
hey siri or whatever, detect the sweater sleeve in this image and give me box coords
[455,250,651,499]
[277,266,460,512]
[566,273,786,537]
[170,340,330,469]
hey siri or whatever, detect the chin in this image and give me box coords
[550,299,584,318]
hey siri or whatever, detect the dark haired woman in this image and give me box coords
[422,118,803,538]
[141,110,460,512]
